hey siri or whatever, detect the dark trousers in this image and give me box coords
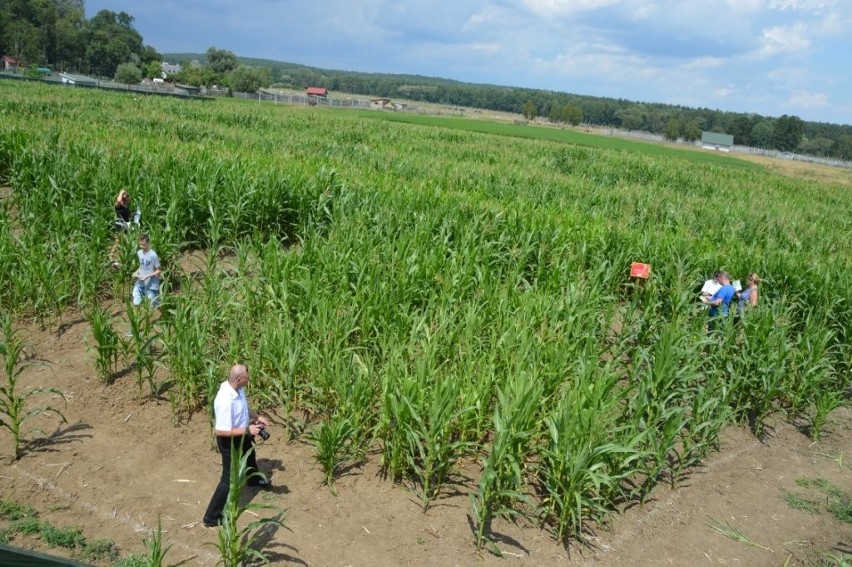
[202,434,258,525]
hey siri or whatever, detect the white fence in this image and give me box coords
[598,126,852,169]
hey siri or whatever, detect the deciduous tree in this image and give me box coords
[772,114,804,152]
[751,120,773,149]
[85,10,144,77]
[226,64,271,93]
[663,117,681,141]
[830,135,852,160]
[144,60,163,79]
[114,61,141,84]
[522,100,537,120]
[682,120,702,142]
[206,46,239,75]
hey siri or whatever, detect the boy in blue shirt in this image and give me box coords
[703,271,736,318]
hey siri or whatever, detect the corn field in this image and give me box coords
[0,81,849,544]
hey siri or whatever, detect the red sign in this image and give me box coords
[630,262,651,279]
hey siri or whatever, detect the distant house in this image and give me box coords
[701,131,734,152]
[161,62,182,76]
[59,73,97,86]
[2,55,18,72]
[370,98,393,110]
[306,87,327,97]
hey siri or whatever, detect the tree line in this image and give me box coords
[167,52,852,159]
[0,1,161,79]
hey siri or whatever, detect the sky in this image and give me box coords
[86,0,852,125]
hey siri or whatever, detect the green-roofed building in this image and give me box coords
[701,131,734,152]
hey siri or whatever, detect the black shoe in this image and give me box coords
[248,479,271,489]
[203,520,219,528]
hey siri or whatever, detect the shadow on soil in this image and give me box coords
[250,522,305,566]
[24,422,93,455]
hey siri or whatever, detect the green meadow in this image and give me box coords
[0,80,849,545]
[355,110,766,168]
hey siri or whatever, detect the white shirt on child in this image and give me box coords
[137,249,161,290]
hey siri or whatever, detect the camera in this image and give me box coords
[257,426,270,441]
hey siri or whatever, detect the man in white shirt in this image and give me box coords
[202,364,271,528]
[701,271,722,299]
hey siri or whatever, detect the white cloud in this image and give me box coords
[753,24,811,58]
[725,0,763,12]
[681,56,724,70]
[468,43,502,53]
[463,7,500,29]
[519,0,621,18]
[811,12,850,34]
[768,0,837,12]
[531,48,656,84]
[788,91,828,108]
[766,65,809,84]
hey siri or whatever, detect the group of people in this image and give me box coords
[112,190,162,309]
[700,270,760,320]
[113,192,271,529]
[115,189,772,530]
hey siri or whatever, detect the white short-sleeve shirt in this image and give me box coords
[701,279,722,296]
[213,381,249,433]
[137,248,161,290]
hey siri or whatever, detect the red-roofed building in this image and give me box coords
[2,55,18,72]
[306,87,327,97]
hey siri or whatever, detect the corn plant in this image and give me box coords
[161,291,222,414]
[125,299,163,400]
[212,440,286,567]
[143,515,173,567]
[809,389,845,442]
[379,363,417,482]
[471,371,543,550]
[401,374,474,511]
[86,302,125,383]
[724,308,791,438]
[0,315,66,460]
[679,369,731,471]
[253,318,302,438]
[625,321,695,495]
[536,363,645,539]
[309,415,355,493]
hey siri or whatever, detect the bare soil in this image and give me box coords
[1,307,849,567]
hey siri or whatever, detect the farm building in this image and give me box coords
[161,62,182,76]
[306,87,327,97]
[370,98,393,110]
[59,73,97,86]
[701,131,734,152]
[2,55,18,72]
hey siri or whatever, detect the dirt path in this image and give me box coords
[1,315,849,566]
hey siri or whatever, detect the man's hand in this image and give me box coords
[254,415,269,428]
[248,424,264,436]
